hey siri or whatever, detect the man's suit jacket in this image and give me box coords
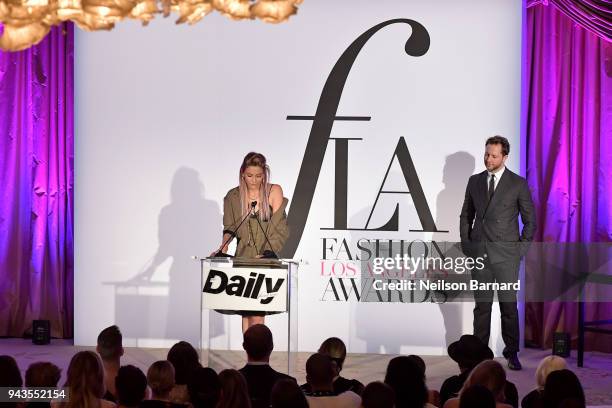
[460,168,536,263]
[239,364,296,408]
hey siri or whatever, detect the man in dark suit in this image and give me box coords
[239,324,296,408]
[460,136,536,370]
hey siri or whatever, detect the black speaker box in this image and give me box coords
[552,332,571,357]
[32,320,51,345]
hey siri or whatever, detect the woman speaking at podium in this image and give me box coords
[214,152,290,332]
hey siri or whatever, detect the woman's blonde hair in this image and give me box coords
[535,355,567,390]
[239,152,271,221]
[460,360,506,402]
[217,369,251,408]
[318,337,347,371]
[64,351,105,408]
[147,360,175,398]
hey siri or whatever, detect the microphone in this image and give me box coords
[214,202,256,258]
[252,205,278,259]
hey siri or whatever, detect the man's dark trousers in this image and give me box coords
[472,256,520,356]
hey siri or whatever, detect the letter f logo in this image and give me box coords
[282,19,431,258]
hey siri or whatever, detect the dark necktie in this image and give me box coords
[488,174,495,201]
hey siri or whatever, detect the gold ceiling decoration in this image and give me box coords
[0,0,303,51]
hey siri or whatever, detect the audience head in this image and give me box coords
[306,353,335,390]
[459,384,496,408]
[361,381,395,408]
[0,355,23,387]
[461,360,507,403]
[65,351,105,407]
[536,355,567,390]
[243,324,274,362]
[25,362,61,387]
[115,365,147,407]
[558,399,586,408]
[384,356,428,408]
[542,369,585,408]
[167,341,201,385]
[188,366,220,408]
[448,335,494,371]
[270,378,309,408]
[318,337,347,375]
[97,325,124,362]
[217,369,251,408]
[147,360,175,399]
[406,355,426,377]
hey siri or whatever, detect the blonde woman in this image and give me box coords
[214,152,289,332]
[443,360,512,408]
[54,351,115,408]
[521,356,567,408]
[216,369,252,408]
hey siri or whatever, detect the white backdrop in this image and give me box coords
[75,0,522,354]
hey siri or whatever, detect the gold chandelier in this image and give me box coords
[0,0,303,51]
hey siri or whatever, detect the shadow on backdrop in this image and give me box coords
[433,151,475,348]
[110,167,223,346]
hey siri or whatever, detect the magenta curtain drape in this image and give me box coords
[0,23,74,338]
[524,4,612,352]
[527,0,611,41]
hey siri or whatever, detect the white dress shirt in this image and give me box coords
[487,165,506,192]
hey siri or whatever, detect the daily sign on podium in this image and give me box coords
[202,266,288,312]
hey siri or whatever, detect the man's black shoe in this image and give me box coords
[506,354,522,371]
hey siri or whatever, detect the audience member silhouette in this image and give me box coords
[270,378,309,408]
[58,350,115,408]
[440,335,518,408]
[115,365,147,408]
[187,366,220,408]
[459,385,496,408]
[407,354,441,407]
[444,360,512,408]
[25,362,61,408]
[542,370,585,408]
[0,355,23,387]
[239,324,295,408]
[0,355,23,408]
[216,369,252,408]
[302,337,364,396]
[305,353,361,408]
[384,356,432,408]
[141,360,187,408]
[361,381,395,408]
[167,341,201,405]
[522,356,567,408]
[97,325,124,403]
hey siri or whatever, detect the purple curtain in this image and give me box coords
[0,23,74,338]
[524,4,611,352]
[527,0,611,41]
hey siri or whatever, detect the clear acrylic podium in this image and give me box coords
[197,257,299,376]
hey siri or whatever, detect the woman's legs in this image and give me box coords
[242,315,265,333]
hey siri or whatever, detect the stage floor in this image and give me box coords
[1,339,611,406]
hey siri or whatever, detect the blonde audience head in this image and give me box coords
[147,360,176,399]
[318,337,347,374]
[460,360,507,403]
[64,351,105,408]
[535,355,567,390]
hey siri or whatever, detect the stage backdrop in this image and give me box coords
[74,0,522,354]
